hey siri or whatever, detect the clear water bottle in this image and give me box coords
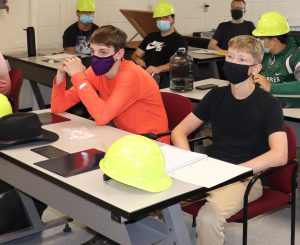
[170,47,194,92]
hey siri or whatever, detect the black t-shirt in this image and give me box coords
[212,21,255,50]
[139,31,187,67]
[63,22,99,54]
[193,85,284,164]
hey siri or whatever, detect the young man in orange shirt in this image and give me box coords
[51,25,170,144]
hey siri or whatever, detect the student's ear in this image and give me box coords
[250,64,262,75]
[115,49,125,60]
[76,11,80,18]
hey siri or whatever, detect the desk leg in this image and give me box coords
[126,204,192,245]
[0,191,71,243]
[29,80,46,109]
[209,61,220,79]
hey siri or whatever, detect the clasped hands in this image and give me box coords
[56,57,86,84]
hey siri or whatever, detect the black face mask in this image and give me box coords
[223,61,250,84]
[231,9,243,20]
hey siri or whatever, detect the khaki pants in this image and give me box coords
[196,179,263,245]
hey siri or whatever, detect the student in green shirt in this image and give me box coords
[252,12,300,95]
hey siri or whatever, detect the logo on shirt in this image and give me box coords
[146,41,165,51]
[76,35,91,54]
[267,76,281,83]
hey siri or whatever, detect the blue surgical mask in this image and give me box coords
[259,39,270,53]
[79,14,94,25]
[156,20,171,32]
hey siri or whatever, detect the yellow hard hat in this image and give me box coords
[0,94,12,118]
[252,12,290,37]
[100,134,172,192]
[76,0,95,12]
[153,1,175,18]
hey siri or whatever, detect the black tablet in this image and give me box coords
[34,148,105,177]
[37,112,70,125]
[195,84,218,90]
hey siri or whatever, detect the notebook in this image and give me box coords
[160,145,207,173]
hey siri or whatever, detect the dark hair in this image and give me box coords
[232,0,246,5]
[89,25,127,51]
[263,34,288,44]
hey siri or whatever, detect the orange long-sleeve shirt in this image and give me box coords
[51,59,170,143]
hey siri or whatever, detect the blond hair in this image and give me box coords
[228,35,263,63]
[89,25,127,51]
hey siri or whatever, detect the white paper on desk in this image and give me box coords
[44,53,76,61]
[192,49,215,54]
[160,145,207,173]
[169,157,251,188]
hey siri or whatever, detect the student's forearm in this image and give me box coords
[64,47,75,53]
[240,149,287,174]
[157,63,170,73]
[208,39,222,50]
[131,53,141,63]
[171,131,191,151]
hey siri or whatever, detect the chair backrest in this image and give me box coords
[267,123,297,193]
[8,68,23,112]
[161,92,194,131]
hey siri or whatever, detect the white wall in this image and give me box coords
[1,0,300,53]
[0,0,300,109]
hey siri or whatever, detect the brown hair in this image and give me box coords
[89,25,127,51]
[228,35,263,63]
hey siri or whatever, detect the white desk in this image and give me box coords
[188,48,225,79]
[0,110,252,244]
[161,78,229,101]
[4,50,87,109]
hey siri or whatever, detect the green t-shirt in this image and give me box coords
[261,37,300,94]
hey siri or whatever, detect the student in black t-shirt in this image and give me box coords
[208,0,255,51]
[172,35,287,245]
[131,1,186,88]
[63,0,98,54]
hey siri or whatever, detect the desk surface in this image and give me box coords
[4,49,87,71]
[161,78,229,100]
[188,48,225,61]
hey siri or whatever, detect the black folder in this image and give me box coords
[34,148,105,177]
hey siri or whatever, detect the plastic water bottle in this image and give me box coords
[170,47,194,92]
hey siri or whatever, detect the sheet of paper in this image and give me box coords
[192,49,227,56]
[192,49,215,54]
[160,145,207,173]
[43,53,76,61]
[169,157,251,188]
